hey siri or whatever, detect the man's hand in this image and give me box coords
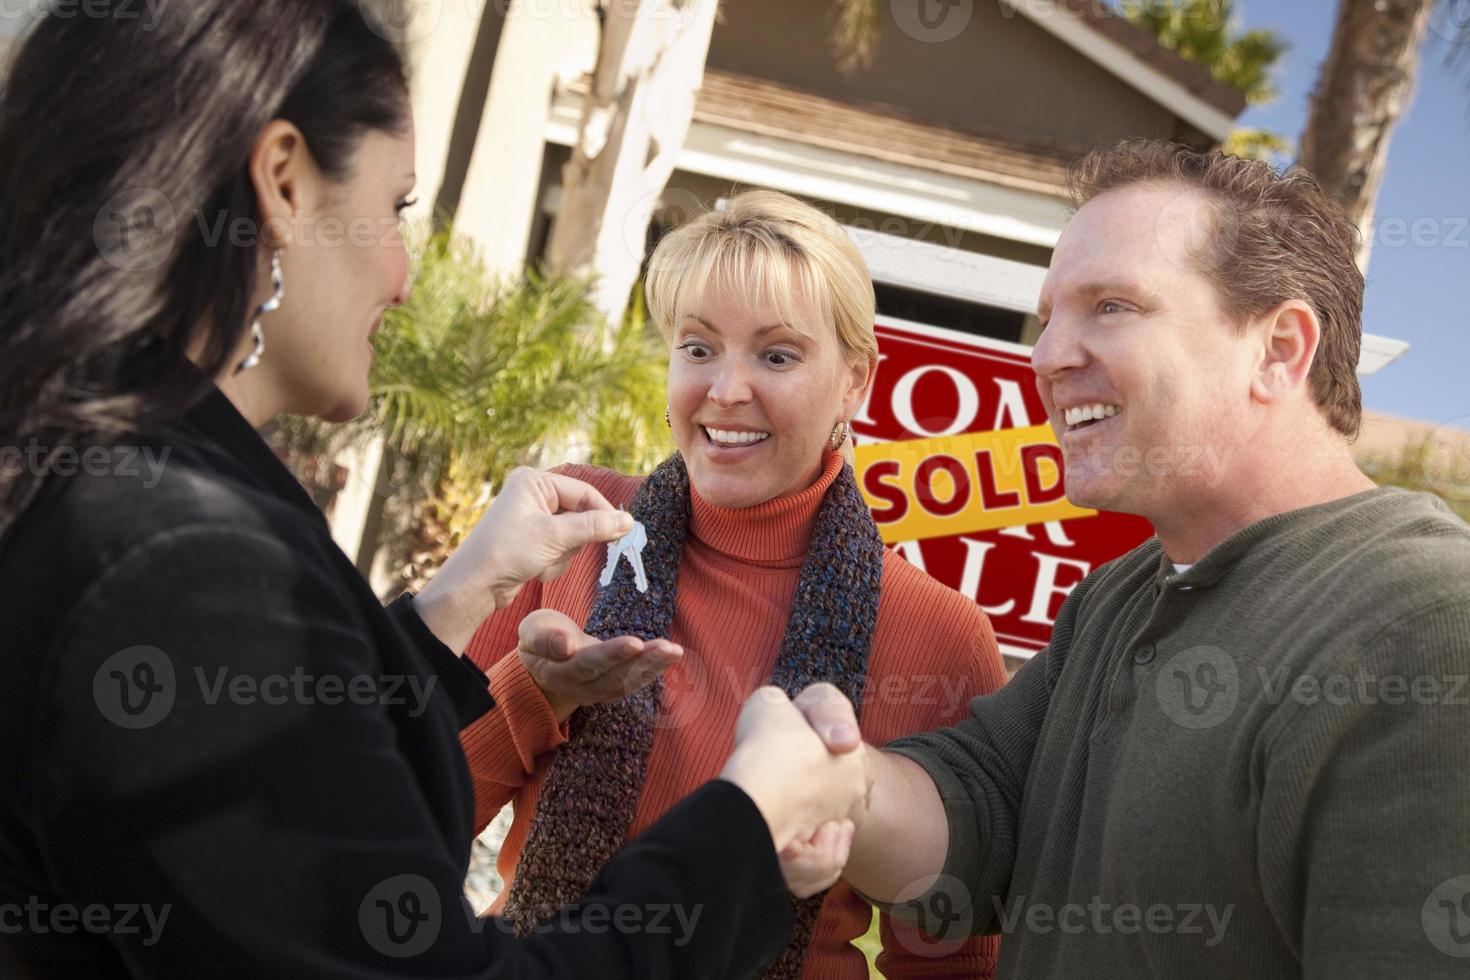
[516,610,682,722]
[719,684,873,865]
[781,683,954,907]
[415,468,632,653]
[791,682,866,754]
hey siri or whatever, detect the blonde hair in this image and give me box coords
[643,189,878,367]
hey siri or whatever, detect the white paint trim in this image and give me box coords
[845,223,1048,314]
[855,232,1410,378]
[328,435,385,566]
[550,91,1407,377]
[548,95,1073,247]
[1000,0,1237,141]
[873,313,1039,359]
[1357,334,1410,377]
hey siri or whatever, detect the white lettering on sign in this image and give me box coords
[891,365,980,437]
[1022,554,1093,625]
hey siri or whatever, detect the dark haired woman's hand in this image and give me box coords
[414,467,634,654]
[517,609,683,722]
[776,819,857,898]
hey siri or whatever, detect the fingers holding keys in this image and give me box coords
[535,470,624,519]
[465,468,633,593]
[516,610,682,722]
[497,468,633,584]
[414,468,634,652]
[535,471,638,583]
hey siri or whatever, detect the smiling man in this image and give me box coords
[826,140,1470,977]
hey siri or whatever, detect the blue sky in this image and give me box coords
[1235,1,1470,426]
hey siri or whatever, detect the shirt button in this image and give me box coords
[1134,645,1156,665]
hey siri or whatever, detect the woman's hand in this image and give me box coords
[719,684,873,870]
[517,609,683,722]
[777,819,857,898]
[414,468,633,654]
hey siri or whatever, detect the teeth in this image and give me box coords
[704,426,771,446]
[1064,404,1121,428]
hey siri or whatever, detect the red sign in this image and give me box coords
[853,317,1154,659]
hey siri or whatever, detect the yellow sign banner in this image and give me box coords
[854,424,1096,544]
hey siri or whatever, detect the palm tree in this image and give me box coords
[274,229,670,589]
[540,0,720,329]
[1357,434,1470,522]
[829,0,882,76]
[1299,0,1435,269]
[1118,0,1291,161]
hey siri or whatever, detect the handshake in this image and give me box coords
[720,683,873,899]
[517,610,872,899]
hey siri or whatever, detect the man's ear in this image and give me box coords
[840,354,879,423]
[1250,301,1321,408]
[246,119,316,249]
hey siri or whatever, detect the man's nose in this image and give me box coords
[1030,316,1087,381]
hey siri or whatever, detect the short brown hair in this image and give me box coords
[1067,140,1365,438]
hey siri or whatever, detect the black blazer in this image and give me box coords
[0,385,791,977]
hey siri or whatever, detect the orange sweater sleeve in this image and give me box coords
[867,562,1005,980]
[458,578,570,834]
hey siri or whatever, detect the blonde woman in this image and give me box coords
[460,190,1006,978]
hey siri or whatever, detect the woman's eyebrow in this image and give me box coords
[685,315,793,335]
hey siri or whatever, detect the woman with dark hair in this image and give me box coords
[0,2,869,976]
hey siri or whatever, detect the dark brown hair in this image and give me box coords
[0,0,409,532]
[1068,139,1365,438]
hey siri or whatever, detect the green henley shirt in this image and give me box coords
[884,486,1470,978]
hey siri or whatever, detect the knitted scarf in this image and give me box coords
[500,451,884,978]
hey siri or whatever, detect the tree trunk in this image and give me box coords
[545,0,719,331]
[1298,0,1434,271]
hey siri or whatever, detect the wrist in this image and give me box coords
[541,685,577,723]
[411,581,480,656]
[515,654,578,723]
[719,756,798,851]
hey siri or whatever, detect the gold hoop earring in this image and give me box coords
[829,420,849,450]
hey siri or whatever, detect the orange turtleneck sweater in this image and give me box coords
[461,454,1005,979]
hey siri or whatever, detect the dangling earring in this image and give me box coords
[829,419,849,450]
[234,248,285,375]
[664,407,671,429]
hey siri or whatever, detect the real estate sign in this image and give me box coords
[853,316,1154,659]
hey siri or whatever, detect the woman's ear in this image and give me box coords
[246,119,316,249]
[840,354,878,423]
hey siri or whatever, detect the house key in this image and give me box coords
[598,519,648,593]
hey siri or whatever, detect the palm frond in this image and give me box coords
[1223,127,1292,163]
[1119,0,1290,106]
[830,0,882,76]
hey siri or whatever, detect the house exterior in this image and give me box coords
[0,1,1411,369]
[0,3,1419,590]
[391,0,1407,368]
